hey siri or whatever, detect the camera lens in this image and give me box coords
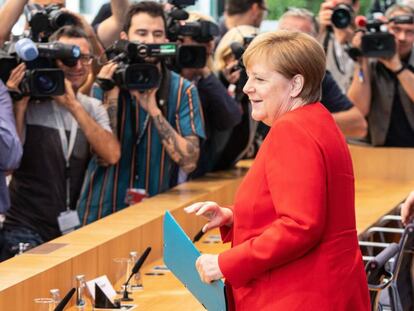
[331,4,353,29]
[34,73,58,94]
[131,70,150,84]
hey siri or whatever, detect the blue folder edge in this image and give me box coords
[163,211,227,311]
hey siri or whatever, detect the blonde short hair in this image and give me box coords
[243,30,326,103]
[214,25,259,72]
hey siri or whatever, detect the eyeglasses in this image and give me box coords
[78,54,94,65]
[61,54,94,67]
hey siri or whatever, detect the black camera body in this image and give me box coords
[361,19,396,58]
[24,4,79,42]
[166,0,218,43]
[331,3,354,29]
[167,19,219,43]
[106,40,206,91]
[0,40,81,97]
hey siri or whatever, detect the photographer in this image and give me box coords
[77,1,205,225]
[177,12,242,178]
[318,0,360,92]
[213,25,260,169]
[0,26,120,261]
[348,4,414,146]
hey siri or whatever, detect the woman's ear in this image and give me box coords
[289,75,304,98]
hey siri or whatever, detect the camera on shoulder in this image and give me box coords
[0,38,81,98]
[102,40,207,91]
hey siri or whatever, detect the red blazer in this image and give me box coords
[219,103,370,311]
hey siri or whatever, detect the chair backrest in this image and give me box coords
[366,243,400,311]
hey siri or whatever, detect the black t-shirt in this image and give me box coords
[384,73,414,147]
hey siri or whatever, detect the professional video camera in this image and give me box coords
[166,0,219,43]
[102,39,206,91]
[360,18,398,58]
[0,38,81,98]
[24,4,80,42]
[348,14,413,59]
[331,3,355,29]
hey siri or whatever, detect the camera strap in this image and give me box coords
[52,102,78,211]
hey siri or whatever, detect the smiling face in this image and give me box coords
[243,61,293,126]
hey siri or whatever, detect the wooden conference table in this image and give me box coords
[0,144,413,310]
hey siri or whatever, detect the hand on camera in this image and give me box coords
[319,1,335,29]
[222,60,241,85]
[53,79,80,111]
[378,36,401,71]
[130,88,159,116]
[184,201,233,232]
[6,63,30,108]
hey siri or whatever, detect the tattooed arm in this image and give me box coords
[99,62,119,135]
[132,89,200,174]
[103,90,119,135]
[152,113,200,173]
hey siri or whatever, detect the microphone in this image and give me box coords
[15,38,39,61]
[53,287,76,311]
[121,246,152,301]
[355,15,367,28]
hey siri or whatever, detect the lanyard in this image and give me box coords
[53,102,78,211]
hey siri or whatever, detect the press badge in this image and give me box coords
[57,210,80,234]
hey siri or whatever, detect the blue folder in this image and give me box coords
[163,211,227,311]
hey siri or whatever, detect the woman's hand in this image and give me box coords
[195,254,223,283]
[184,201,233,232]
[401,191,414,226]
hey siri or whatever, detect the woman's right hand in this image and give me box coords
[184,201,234,232]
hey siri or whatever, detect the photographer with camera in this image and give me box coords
[176,12,242,178]
[213,25,260,169]
[0,26,120,261]
[348,4,414,146]
[318,0,360,92]
[77,1,205,225]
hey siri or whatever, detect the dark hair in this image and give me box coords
[49,25,89,42]
[226,0,266,15]
[123,1,166,33]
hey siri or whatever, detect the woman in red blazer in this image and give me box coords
[185,30,370,311]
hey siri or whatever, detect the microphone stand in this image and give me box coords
[121,247,152,302]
